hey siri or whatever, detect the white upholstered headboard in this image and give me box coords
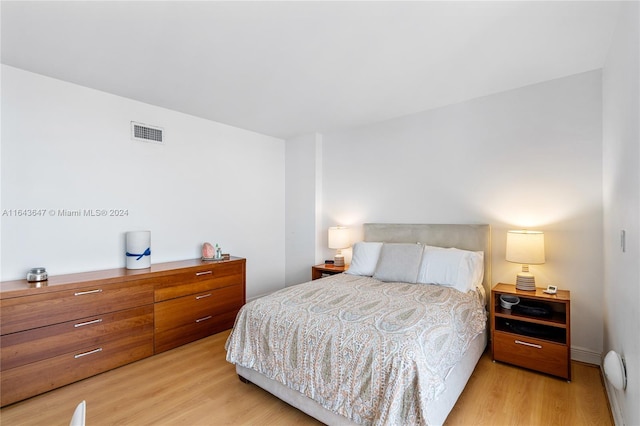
[363,223,492,296]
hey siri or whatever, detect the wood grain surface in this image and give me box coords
[0,329,612,426]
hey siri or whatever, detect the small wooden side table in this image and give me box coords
[311,263,348,280]
[491,282,571,380]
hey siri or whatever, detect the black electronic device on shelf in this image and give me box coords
[512,301,553,318]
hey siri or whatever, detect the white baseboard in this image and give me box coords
[571,346,601,365]
[601,366,625,426]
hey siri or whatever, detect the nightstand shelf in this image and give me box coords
[491,283,571,380]
[493,306,568,328]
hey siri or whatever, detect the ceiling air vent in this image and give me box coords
[131,122,164,144]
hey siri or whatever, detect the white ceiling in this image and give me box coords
[1,1,621,139]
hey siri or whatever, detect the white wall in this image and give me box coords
[602,2,640,425]
[285,133,323,287]
[1,65,285,299]
[314,71,604,362]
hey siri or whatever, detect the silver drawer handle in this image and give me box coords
[196,271,212,276]
[74,348,103,358]
[196,293,212,300]
[74,289,103,296]
[196,315,212,323]
[74,319,103,328]
[515,340,543,349]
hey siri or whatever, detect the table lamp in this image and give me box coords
[328,226,350,267]
[506,230,545,291]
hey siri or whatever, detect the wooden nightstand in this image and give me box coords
[491,283,571,381]
[311,264,348,280]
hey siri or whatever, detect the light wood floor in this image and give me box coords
[0,329,613,426]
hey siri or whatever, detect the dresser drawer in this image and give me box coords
[1,305,153,371]
[154,261,244,302]
[0,329,153,406]
[154,285,243,332]
[0,282,154,335]
[155,309,238,353]
[493,331,569,379]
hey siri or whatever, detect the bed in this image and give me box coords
[226,223,491,425]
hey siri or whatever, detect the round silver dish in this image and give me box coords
[27,267,48,282]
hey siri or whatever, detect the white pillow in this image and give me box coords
[373,243,424,283]
[417,247,484,292]
[346,242,383,276]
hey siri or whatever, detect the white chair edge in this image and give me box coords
[69,400,86,426]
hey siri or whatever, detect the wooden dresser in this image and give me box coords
[153,259,245,353]
[0,257,246,406]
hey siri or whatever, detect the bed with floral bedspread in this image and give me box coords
[226,272,486,425]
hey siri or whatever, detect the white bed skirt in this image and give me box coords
[235,329,487,426]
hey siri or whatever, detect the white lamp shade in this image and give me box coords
[506,230,545,265]
[328,226,350,249]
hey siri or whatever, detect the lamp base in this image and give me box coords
[334,254,345,267]
[515,272,536,291]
